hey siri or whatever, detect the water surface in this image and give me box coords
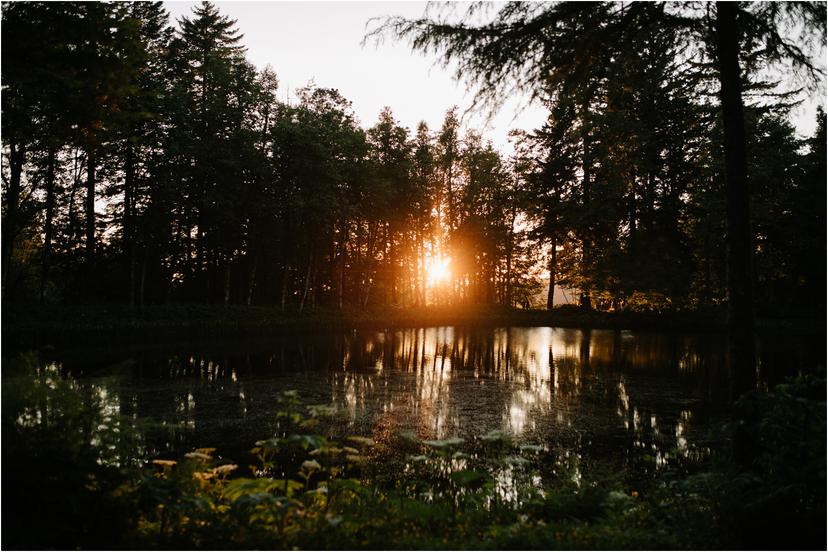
[35,325,821,472]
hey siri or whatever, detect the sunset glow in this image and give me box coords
[426,257,451,285]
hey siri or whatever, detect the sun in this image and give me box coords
[426,257,451,285]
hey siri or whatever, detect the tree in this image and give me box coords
[1,1,49,292]
[2,0,822,322]
[2,2,144,298]
[269,86,367,310]
[372,0,826,392]
[713,2,825,394]
[366,108,413,306]
[411,121,439,306]
[116,1,174,306]
[170,0,256,302]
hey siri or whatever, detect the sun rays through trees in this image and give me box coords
[2,1,825,318]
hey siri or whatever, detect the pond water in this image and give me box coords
[33,325,822,473]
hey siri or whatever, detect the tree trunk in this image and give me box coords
[716,1,757,397]
[124,141,136,307]
[196,198,205,298]
[417,227,425,305]
[362,222,377,309]
[224,259,231,305]
[85,148,96,261]
[247,254,257,305]
[299,252,313,313]
[628,184,637,252]
[402,235,410,307]
[388,222,398,305]
[505,205,516,307]
[339,242,346,309]
[139,253,147,307]
[703,211,712,304]
[309,265,317,310]
[2,142,25,288]
[280,264,290,311]
[40,145,57,301]
[446,146,454,232]
[646,171,655,233]
[337,222,347,309]
[580,100,593,311]
[181,206,191,296]
[547,235,557,310]
[67,150,83,246]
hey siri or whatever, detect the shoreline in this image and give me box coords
[3,303,823,349]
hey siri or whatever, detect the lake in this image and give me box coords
[29,325,822,475]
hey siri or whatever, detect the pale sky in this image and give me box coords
[164,1,549,153]
[163,1,824,152]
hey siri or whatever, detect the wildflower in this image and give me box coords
[301,459,321,471]
[212,464,238,475]
[346,454,367,464]
[185,452,212,461]
[326,514,343,527]
[347,436,375,447]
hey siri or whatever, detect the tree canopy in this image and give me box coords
[2,1,825,330]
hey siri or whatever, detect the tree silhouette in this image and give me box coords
[371,0,826,391]
[0,1,823,345]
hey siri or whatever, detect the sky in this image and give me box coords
[163,1,550,153]
[163,1,825,152]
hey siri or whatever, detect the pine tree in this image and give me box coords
[373,0,825,392]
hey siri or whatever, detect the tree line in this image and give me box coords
[2,1,825,318]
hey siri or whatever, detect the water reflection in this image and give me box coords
[32,328,749,471]
[35,325,823,477]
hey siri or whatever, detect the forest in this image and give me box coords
[2,1,824,317]
[2,2,827,550]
